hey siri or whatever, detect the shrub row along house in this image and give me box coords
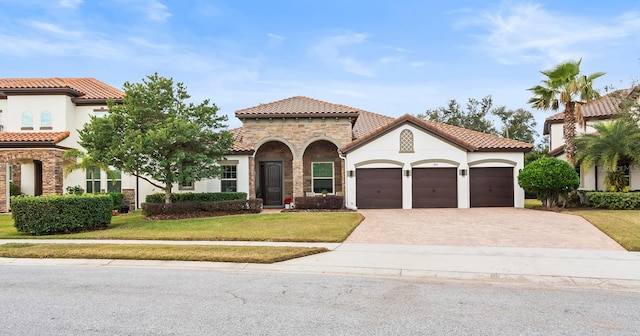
[0,77,534,212]
[544,86,640,190]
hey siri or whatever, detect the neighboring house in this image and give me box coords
[543,86,640,191]
[0,78,534,212]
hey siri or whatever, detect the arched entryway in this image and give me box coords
[302,140,342,195]
[254,141,293,207]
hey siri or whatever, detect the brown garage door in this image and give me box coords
[470,167,514,207]
[412,168,457,208]
[356,168,402,209]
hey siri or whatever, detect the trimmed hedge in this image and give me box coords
[141,199,263,218]
[145,192,247,203]
[108,192,124,210]
[585,192,640,210]
[294,196,344,210]
[11,195,112,235]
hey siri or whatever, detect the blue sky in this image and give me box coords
[1,0,639,139]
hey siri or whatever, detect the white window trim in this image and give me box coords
[221,165,238,192]
[312,162,335,194]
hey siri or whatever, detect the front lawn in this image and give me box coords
[0,243,326,263]
[0,211,364,243]
[569,209,640,251]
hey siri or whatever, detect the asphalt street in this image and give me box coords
[1,265,639,335]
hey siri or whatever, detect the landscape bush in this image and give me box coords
[585,192,640,210]
[294,196,344,210]
[145,192,247,203]
[518,157,579,207]
[141,198,262,219]
[108,192,124,210]
[11,194,112,235]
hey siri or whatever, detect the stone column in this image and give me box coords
[248,157,255,199]
[42,152,64,195]
[292,158,304,198]
[0,158,7,213]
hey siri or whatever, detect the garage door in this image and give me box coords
[470,167,514,207]
[412,168,457,208]
[356,168,402,209]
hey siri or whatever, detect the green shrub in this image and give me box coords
[518,157,579,207]
[141,199,262,218]
[107,192,124,210]
[11,195,112,235]
[10,183,22,196]
[585,192,640,210]
[145,192,247,203]
[294,196,344,210]
[66,185,84,195]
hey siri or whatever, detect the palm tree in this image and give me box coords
[62,149,118,194]
[573,118,640,191]
[528,59,605,164]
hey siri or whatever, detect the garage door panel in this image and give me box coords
[470,167,514,207]
[412,168,457,208]
[356,168,402,209]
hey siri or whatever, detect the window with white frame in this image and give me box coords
[107,169,122,193]
[312,162,334,194]
[221,165,237,192]
[22,112,33,129]
[86,168,101,194]
[41,111,52,128]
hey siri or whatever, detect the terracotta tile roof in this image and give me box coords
[341,114,533,153]
[0,131,70,143]
[228,127,254,153]
[0,78,123,100]
[235,96,362,118]
[544,86,640,127]
[352,110,395,139]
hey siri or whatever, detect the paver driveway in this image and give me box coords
[348,208,625,250]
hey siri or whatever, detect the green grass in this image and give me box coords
[525,199,542,208]
[569,209,640,251]
[0,211,364,242]
[0,243,327,263]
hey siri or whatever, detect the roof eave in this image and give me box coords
[0,87,84,97]
[237,112,360,120]
[72,98,123,106]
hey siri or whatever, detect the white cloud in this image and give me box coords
[267,33,284,41]
[58,0,83,9]
[144,0,172,22]
[459,2,640,65]
[312,31,374,77]
[28,21,83,38]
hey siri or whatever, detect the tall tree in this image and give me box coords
[493,107,538,144]
[573,117,640,191]
[79,73,234,203]
[418,95,498,135]
[528,59,605,164]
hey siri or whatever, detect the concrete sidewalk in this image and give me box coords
[2,239,640,289]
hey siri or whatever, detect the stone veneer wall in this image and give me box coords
[0,149,65,213]
[122,188,135,211]
[302,140,342,194]
[241,118,353,199]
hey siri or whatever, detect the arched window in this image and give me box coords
[41,111,52,129]
[399,129,414,152]
[21,112,33,129]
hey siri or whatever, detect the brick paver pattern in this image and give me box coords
[348,208,625,250]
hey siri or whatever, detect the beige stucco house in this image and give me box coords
[543,86,640,191]
[0,78,534,212]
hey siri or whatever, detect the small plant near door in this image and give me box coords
[284,197,293,209]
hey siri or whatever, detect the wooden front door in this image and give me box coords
[260,161,283,206]
[34,160,43,196]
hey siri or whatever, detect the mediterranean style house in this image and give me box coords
[0,77,533,212]
[543,85,640,191]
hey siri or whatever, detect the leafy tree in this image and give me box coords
[418,96,498,134]
[493,108,538,143]
[62,148,118,194]
[573,117,640,191]
[418,96,538,144]
[524,140,548,167]
[79,73,234,203]
[528,59,605,164]
[518,157,579,208]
